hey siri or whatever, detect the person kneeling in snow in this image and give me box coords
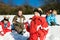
[12,10,25,35]
[25,8,49,40]
[0,17,11,36]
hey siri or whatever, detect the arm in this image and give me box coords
[0,23,4,35]
[46,16,51,26]
[41,17,48,30]
[12,16,17,24]
[7,22,11,30]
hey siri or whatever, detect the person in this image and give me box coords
[12,10,25,34]
[52,10,60,26]
[46,10,52,26]
[25,8,48,40]
[46,9,59,26]
[0,17,11,36]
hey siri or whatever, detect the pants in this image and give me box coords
[14,23,25,34]
[29,29,48,40]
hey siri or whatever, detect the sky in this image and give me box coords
[1,0,60,7]
[0,0,48,7]
[29,0,45,7]
[2,0,45,7]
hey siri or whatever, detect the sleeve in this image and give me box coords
[7,22,11,30]
[54,16,57,24]
[25,22,30,32]
[22,16,25,20]
[46,16,51,25]
[12,16,17,23]
[7,22,10,27]
[23,16,26,23]
[41,17,48,30]
[23,16,25,20]
[0,22,1,25]
[30,21,37,34]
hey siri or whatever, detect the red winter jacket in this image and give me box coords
[29,16,48,35]
[0,21,12,34]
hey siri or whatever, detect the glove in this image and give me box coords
[41,27,49,30]
[37,25,41,31]
[0,25,3,31]
[23,29,26,34]
[7,26,11,30]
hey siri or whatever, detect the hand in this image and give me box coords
[0,31,4,36]
[41,27,49,30]
[7,26,11,30]
[37,25,41,31]
[0,25,3,31]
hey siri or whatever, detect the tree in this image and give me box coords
[0,0,3,3]
[45,0,58,4]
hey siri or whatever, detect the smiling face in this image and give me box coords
[18,10,22,16]
[34,11,40,17]
[4,20,8,24]
[49,9,53,14]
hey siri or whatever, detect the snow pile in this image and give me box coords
[46,26,60,40]
[0,30,29,40]
[0,15,60,40]
[0,15,60,24]
[0,26,60,40]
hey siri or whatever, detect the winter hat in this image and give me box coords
[48,8,54,12]
[3,16,9,21]
[33,8,42,16]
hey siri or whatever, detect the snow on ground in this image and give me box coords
[0,26,60,40]
[0,15,60,40]
[0,30,30,40]
[46,26,60,40]
[11,30,29,40]
[0,15,60,24]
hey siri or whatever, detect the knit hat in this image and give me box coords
[3,17,9,21]
[33,8,42,16]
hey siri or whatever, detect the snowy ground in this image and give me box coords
[0,26,60,40]
[0,15,60,24]
[0,15,60,40]
[46,26,60,40]
[0,30,30,40]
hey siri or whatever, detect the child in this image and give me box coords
[25,8,48,40]
[0,17,11,36]
[46,9,59,26]
[12,10,25,34]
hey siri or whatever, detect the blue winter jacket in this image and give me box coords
[46,14,57,25]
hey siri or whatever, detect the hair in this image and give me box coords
[1,17,9,22]
[48,8,54,11]
[18,9,22,12]
[33,8,42,16]
[53,10,57,15]
[17,9,23,15]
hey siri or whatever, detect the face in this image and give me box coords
[34,12,40,17]
[49,10,53,13]
[18,11,22,16]
[4,20,8,24]
[46,11,50,16]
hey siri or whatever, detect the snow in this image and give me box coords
[0,30,30,40]
[46,26,60,40]
[0,26,60,40]
[0,15,60,24]
[0,15,60,40]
